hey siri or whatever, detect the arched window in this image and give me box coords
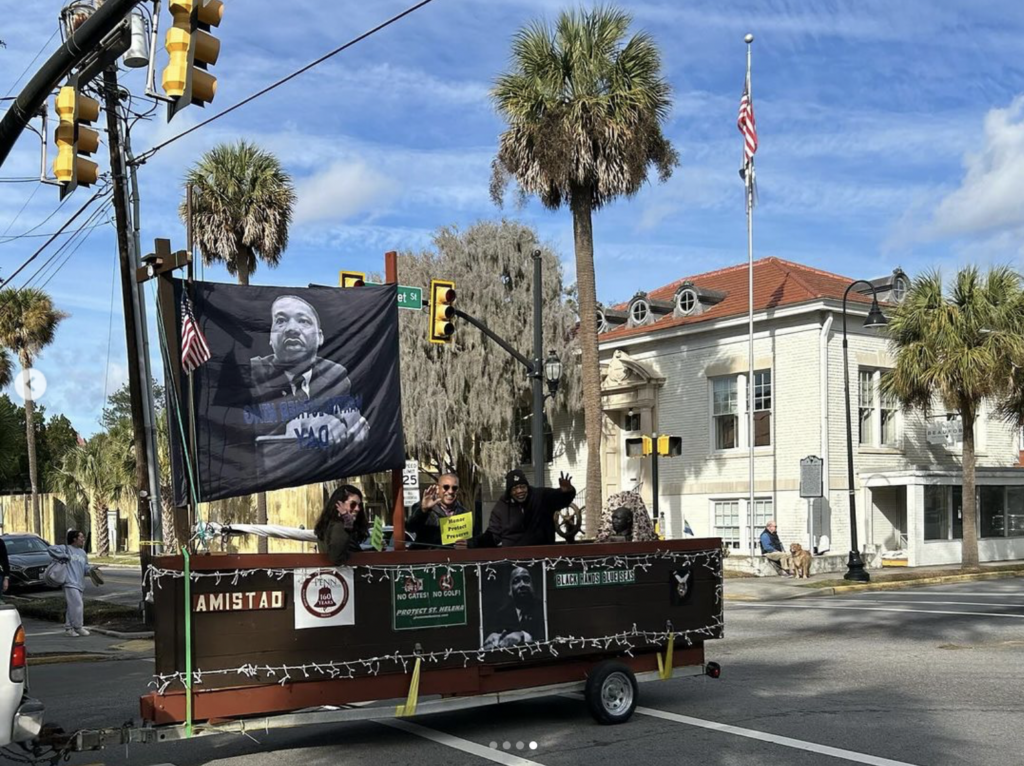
[891,275,909,304]
[629,298,650,326]
[596,310,607,333]
[676,289,698,316]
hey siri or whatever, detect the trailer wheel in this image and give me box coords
[585,661,638,725]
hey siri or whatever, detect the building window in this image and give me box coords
[713,500,740,549]
[712,377,738,450]
[858,370,874,446]
[752,498,773,530]
[924,486,963,541]
[711,370,772,451]
[859,368,899,448]
[676,289,698,316]
[624,411,641,432]
[891,275,909,304]
[979,486,1024,539]
[753,370,772,447]
[596,309,607,334]
[629,298,650,326]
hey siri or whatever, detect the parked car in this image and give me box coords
[2,534,55,592]
[0,605,44,747]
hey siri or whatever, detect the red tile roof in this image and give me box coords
[602,256,874,342]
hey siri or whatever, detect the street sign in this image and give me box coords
[364,282,423,311]
[402,459,420,507]
[799,456,823,498]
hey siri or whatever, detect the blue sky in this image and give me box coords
[2,0,1024,436]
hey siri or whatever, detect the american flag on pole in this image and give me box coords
[181,292,211,374]
[738,71,758,176]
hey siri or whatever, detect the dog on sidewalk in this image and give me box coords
[790,543,812,579]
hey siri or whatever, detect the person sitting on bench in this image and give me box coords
[759,520,793,577]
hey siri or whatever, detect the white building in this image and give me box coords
[532,256,1024,568]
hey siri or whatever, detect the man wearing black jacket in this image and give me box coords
[470,469,576,548]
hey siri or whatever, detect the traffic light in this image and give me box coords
[162,0,224,121]
[53,78,100,200]
[428,279,457,344]
[657,435,682,457]
[625,436,653,458]
[339,271,365,288]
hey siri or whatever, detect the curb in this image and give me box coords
[724,569,1024,602]
[29,653,116,666]
[821,569,1024,596]
[89,627,154,640]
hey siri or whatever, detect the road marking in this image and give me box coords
[379,719,544,765]
[803,598,1024,609]
[634,706,921,766]
[732,602,1024,618]
[876,591,1024,597]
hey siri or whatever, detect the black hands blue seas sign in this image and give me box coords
[168,280,405,504]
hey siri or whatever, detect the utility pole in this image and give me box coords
[102,67,156,621]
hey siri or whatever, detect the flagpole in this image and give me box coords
[745,33,756,555]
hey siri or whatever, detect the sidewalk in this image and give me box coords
[22,618,153,664]
[724,560,1024,602]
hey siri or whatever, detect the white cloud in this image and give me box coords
[931,95,1024,236]
[293,161,399,225]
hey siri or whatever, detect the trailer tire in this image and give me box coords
[585,661,638,725]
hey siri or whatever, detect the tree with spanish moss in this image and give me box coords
[490,6,678,529]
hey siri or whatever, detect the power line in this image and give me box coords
[0,220,107,242]
[0,186,109,288]
[133,0,437,165]
[1,29,59,103]
[37,204,112,291]
[0,194,72,245]
[0,181,43,241]
[24,200,113,291]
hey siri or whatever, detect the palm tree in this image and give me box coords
[0,349,11,389]
[181,140,296,285]
[882,266,1024,570]
[491,7,678,530]
[0,288,68,535]
[181,140,296,550]
[52,435,133,557]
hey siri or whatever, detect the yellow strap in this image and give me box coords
[657,634,675,680]
[394,657,422,717]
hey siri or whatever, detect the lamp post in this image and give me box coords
[841,281,889,582]
[544,350,563,398]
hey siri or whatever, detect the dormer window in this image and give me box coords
[891,273,909,304]
[596,309,608,333]
[629,297,651,327]
[676,288,698,316]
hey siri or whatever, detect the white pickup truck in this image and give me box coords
[0,604,45,747]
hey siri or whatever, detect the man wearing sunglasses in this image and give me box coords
[407,473,467,549]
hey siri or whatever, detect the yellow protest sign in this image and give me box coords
[440,512,474,545]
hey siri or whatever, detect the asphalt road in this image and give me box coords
[23,578,1024,766]
[15,566,144,607]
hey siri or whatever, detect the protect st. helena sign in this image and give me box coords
[392,567,467,630]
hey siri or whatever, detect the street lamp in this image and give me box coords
[842,281,889,582]
[544,350,562,397]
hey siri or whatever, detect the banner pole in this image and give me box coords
[386,250,406,551]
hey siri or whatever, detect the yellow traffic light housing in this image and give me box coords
[625,436,653,458]
[339,271,365,288]
[162,0,224,121]
[53,79,100,199]
[657,435,682,457]
[429,279,457,344]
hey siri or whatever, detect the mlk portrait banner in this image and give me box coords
[168,279,405,504]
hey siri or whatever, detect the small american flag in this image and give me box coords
[737,72,758,175]
[181,292,211,374]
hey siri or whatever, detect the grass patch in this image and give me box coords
[797,563,1024,589]
[724,570,759,579]
[90,555,140,566]
[10,596,146,633]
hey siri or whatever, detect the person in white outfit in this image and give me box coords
[47,530,98,637]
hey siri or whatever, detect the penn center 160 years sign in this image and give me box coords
[293,567,356,630]
[391,567,467,630]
